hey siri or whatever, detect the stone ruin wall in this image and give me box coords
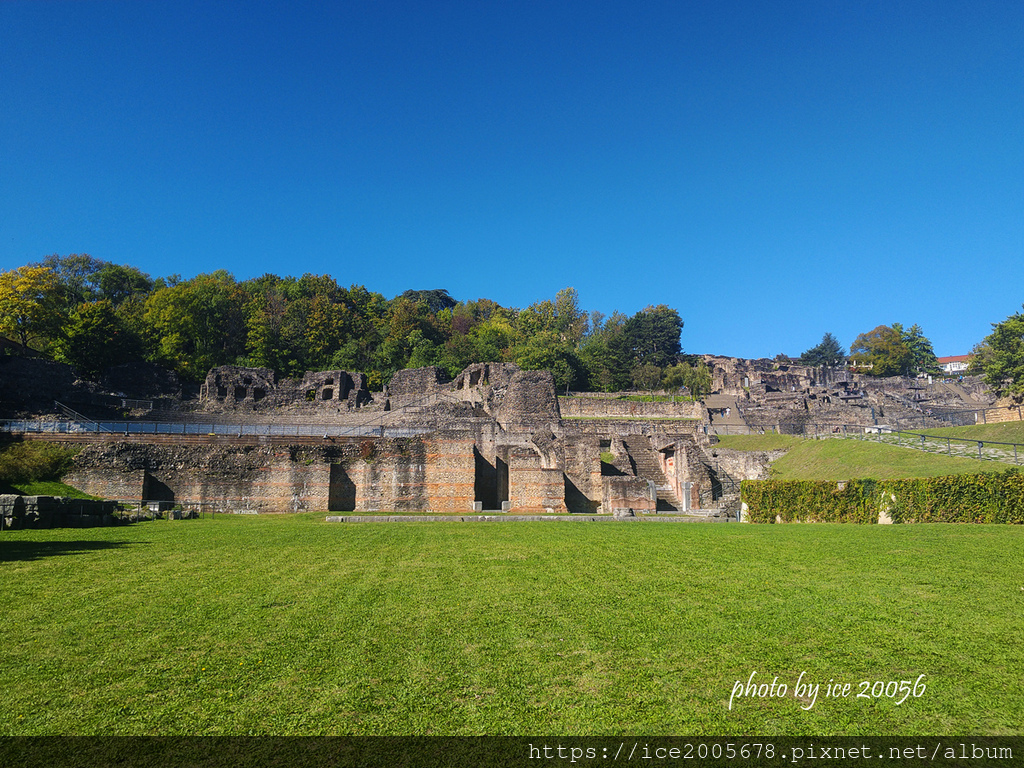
[62,433,599,515]
[699,353,996,432]
[602,477,657,516]
[386,365,452,403]
[557,395,704,420]
[0,494,120,530]
[199,366,371,412]
[703,447,787,483]
[22,359,723,516]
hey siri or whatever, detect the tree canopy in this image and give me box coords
[0,259,693,393]
[800,332,845,367]
[849,323,939,377]
[970,307,1024,400]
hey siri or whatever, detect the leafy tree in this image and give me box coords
[899,323,939,374]
[143,272,246,380]
[512,287,588,348]
[631,362,663,390]
[662,360,712,398]
[800,332,845,367]
[970,307,1024,400]
[244,285,298,374]
[850,325,911,376]
[849,323,938,377]
[52,300,142,376]
[400,289,457,313]
[513,331,585,392]
[0,265,62,348]
[619,304,683,371]
[94,263,153,305]
[579,311,629,391]
[37,253,106,307]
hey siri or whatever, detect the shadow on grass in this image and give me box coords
[0,539,134,563]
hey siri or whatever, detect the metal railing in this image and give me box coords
[0,419,432,439]
[4,390,466,440]
[711,422,1024,465]
[855,426,1024,465]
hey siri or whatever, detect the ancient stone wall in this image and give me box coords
[0,494,119,529]
[601,477,656,516]
[703,355,848,397]
[562,435,602,513]
[562,418,706,443]
[199,366,371,412]
[508,448,567,513]
[981,400,1024,424]
[387,366,451,401]
[452,362,519,396]
[558,395,704,420]
[424,435,477,513]
[63,436,478,514]
[493,370,561,428]
[706,447,787,482]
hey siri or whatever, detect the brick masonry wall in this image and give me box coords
[602,477,656,514]
[982,402,1024,424]
[423,437,476,513]
[508,449,567,513]
[61,437,477,514]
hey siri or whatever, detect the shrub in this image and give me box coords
[0,439,79,486]
[742,470,1024,524]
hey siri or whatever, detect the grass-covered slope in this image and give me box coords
[1,515,1021,736]
[715,434,1013,480]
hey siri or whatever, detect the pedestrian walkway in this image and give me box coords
[704,394,747,432]
[846,429,1023,466]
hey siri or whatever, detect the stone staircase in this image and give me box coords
[621,436,683,511]
[698,447,743,514]
[704,394,748,433]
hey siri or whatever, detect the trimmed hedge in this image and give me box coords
[740,479,878,524]
[741,470,1024,524]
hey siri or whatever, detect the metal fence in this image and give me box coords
[0,419,431,439]
[712,422,1024,465]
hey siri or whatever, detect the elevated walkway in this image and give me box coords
[704,394,748,432]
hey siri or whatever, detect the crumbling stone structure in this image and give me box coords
[199,366,371,411]
[0,494,119,529]
[58,362,719,515]
[701,355,993,433]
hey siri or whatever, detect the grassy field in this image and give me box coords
[2,514,1022,737]
[715,434,1015,480]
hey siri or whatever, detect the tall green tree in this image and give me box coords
[970,307,1024,400]
[94,263,153,305]
[512,331,585,392]
[0,265,62,348]
[621,305,683,370]
[899,323,940,374]
[143,272,246,380]
[53,300,142,376]
[800,332,845,367]
[849,323,938,377]
[662,360,712,398]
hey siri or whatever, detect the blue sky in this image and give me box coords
[2,0,1021,359]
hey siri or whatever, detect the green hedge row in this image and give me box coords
[740,470,1024,524]
[740,479,878,524]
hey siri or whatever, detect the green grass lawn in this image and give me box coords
[2,515,1022,737]
[714,434,805,452]
[4,480,99,499]
[715,434,1014,480]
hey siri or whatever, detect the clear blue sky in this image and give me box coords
[2,0,1021,359]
